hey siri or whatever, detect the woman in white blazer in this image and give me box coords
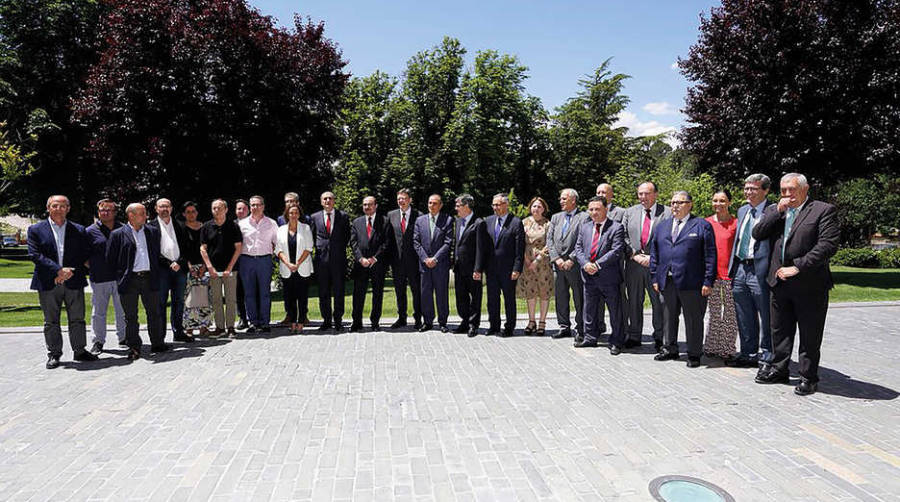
[275,205,314,333]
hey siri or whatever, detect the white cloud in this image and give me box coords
[643,101,677,116]
[614,111,679,147]
[671,61,679,70]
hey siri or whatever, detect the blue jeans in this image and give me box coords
[158,266,187,337]
[731,262,772,361]
[90,280,126,344]
[240,255,273,327]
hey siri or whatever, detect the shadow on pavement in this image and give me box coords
[815,366,899,400]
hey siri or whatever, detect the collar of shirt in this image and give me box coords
[49,218,67,229]
[462,213,473,226]
[793,197,809,214]
[752,199,768,215]
[647,203,658,215]
[157,216,180,261]
[129,223,145,235]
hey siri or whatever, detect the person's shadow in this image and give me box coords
[809,365,898,400]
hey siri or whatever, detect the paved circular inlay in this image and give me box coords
[649,475,735,502]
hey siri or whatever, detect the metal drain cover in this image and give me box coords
[649,475,735,502]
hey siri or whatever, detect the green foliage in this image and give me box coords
[0,121,36,196]
[830,176,900,247]
[877,248,900,269]
[832,248,880,268]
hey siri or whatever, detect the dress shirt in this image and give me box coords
[49,219,67,265]
[736,199,767,259]
[157,217,180,262]
[239,215,278,256]
[130,224,151,272]
[459,213,473,240]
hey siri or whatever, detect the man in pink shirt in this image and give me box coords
[238,195,278,333]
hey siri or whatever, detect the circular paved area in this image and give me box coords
[0,304,898,501]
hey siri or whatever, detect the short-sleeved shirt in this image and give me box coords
[201,219,242,270]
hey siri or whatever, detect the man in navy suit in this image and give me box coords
[349,196,389,332]
[727,174,775,368]
[413,194,453,332]
[452,194,485,337]
[573,196,626,354]
[387,189,423,329]
[106,202,169,359]
[28,195,96,368]
[309,191,351,332]
[650,191,717,367]
[147,198,193,343]
[476,194,525,337]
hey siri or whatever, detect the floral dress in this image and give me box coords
[182,224,213,330]
[516,216,554,300]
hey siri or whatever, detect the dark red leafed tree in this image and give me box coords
[72,0,348,210]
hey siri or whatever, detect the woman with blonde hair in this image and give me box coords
[516,196,554,335]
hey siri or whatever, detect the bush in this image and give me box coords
[877,248,900,268]
[831,248,879,267]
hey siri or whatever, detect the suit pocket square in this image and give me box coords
[688,233,698,237]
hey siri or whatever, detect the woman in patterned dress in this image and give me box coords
[516,197,554,336]
[181,201,213,335]
[704,189,739,359]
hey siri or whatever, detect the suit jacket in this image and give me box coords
[650,215,717,291]
[478,214,525,275]
[387,208,420,270]
[607,204,626,223]
[573,219,625,285]
[146,217,190,270]
[453,215,486,276]
[622,203,672,258]
[727,200,775,279]
[412,212,453,271]
[350,213,389,275]
[309,209,351,270]
[547,209,589,269]
[752,200,839,289]
[27,219,89,291]
[106,223,162,293]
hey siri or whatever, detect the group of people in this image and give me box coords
[29,172,838,396]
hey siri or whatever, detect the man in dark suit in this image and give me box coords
[452,194,485,337]
[413,194,453,332]
[309,191,351,332]
[727,174,775,368]
[621,181,671,350]
[349,196,389,332]
[573,196,627,354]
[106,203,169,360]
[476,194,525,337]
[28,195,96,368]
[650,191,717,367]
[752,173,839,396]
[387,189,422,329]
[147,198,193,343]
[547,188,589,339]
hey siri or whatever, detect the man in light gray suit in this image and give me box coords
[596,183,625,222]
[621,181,671,350]
[547,188,590,339]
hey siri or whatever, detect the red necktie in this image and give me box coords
[400,212,406,234]
[590,223,601,261]
[366,217,372,238]
[325,213,331,235]
[640,209,651,250]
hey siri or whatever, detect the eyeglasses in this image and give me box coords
[670,201,691,206]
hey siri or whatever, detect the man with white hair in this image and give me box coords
[547,188,589,339]
[752,173,839,396]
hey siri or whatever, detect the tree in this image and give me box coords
[680,0,900,186]
[71,0,348,213]
[0,121,36,199]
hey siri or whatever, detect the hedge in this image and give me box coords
[831,247,900,268]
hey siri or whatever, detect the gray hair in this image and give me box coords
[560,188,578,201]
[455,193,475,208]
[46,195,70,208]
[745,173,772,190]
[781,172,808,187]
[672,190,692,201]
[125,203,145,215]
[492,193,509,204]
[284,192,299,201]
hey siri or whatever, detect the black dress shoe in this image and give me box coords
[755,367,789,384]
[236,319,248,330]
[371,323,380,332]
[609,345,621,355]
[653,349,679,361]
[453,324,469,334]
[118,339,129,347]
[486,330,501,337]
[90,342,104,355]
[173,333,195,343]
[467,328,478,337]
[623,339,641,349]
[260,326,271,333]
[414,320,423,330]
[150,343,172,353]
[46,355,60,369]
[317,324,332,332]
[686,358,702,368]
[794,379,817,396]
[553,327,571,339]
[73,351,99,362]
[390,319,407,329]
[332,325,344,334]
[349,324,363,333]
[654,340,663,351]
[501,329,513,338]
[418,324,433,333]
[126,348,141,360]
[574,339,598,348]
[439,325,449,333]
[246,325,258,334]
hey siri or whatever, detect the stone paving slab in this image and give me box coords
[0,305,898,501]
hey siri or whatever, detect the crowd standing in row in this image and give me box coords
[28,172,838,395]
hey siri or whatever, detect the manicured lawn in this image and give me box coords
[0,258,31,278]
[2,267,897,327]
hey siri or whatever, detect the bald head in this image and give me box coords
[125,203,147,229]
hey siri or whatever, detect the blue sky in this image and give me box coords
[248,0,719,143]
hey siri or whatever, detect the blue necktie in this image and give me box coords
[561,213,571,236]
[495,217,503,242]
[782,208,797,260]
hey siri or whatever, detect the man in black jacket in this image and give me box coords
[452,194,485,337]
[309,191,351,332]
[349,196,389,331]
[147,198,193,343]
[477,194,525,337]
[387,189,422,329]
[106,203,170,359]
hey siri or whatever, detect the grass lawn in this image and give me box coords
[2,267,898,328]
[0,258,32,279]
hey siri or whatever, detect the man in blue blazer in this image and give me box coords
[476,194,525,337]
[727,174,775,368]
[106,203,168,359]
[309,191,351,332]
[413,194,453,332]
[650,191,717,367]
[28,195,96,368]
[573,196,627,354]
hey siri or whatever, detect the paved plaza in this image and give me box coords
[0,303,898,501]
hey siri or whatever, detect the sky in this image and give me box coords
[247,0,720,144]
